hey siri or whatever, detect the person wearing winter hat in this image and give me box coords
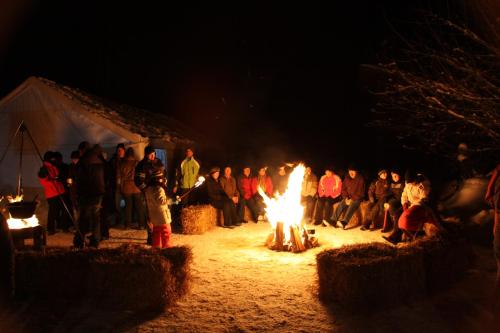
[361,169,390,231]
[237,164,259,222]
[134,145,165,244]
[206,166,240,228]
[144,167,173,248]
[380,169,405,234]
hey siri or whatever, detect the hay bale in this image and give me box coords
[405,236,475,293]
[317,242,425,311]
[14,244,192,311]
[181,204,217,234]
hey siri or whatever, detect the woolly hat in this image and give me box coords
[209,166,220,175]
[378,169,388,177]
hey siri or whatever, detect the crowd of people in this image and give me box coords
[37,142,498,253]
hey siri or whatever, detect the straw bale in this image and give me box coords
[404,236,475,293]
[317,242,425,311]
[14,244,192,311]
[181,204,217,234]
[317,235,474,312]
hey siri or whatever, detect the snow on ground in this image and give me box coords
[7,222,499,332]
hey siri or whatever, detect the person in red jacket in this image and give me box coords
[237,165,259,222]
[38,151,69,234]
[250,165,273,222]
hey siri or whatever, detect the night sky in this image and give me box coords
[0,1,469,173]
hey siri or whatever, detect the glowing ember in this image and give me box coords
[7,215,40,229]
[259,164,318,251]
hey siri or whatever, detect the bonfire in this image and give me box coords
[259,164,319,252]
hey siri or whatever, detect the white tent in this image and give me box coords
[0,76,196,196]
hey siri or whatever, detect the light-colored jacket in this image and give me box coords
[144,185,172,226]
[301,173,318,197]
[401,179,431,207]
[180,157,200,189]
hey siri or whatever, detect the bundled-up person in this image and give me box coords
[381,169,404,234]
[220,166,241,221]
[273,165,289,195]
[135,145,165,244]
[118,147,145,230]
[314,166,341,226]
[206,167,240,228]
[144,170,172,248]
[73,144,107,248]
[250,166,274,222]
[301,166,318,224]
[107,143,126,227]
[361,169,390,231]
[66,150,81,221]
[237,165,259,222]
[38,151,70,234]
[174,147,200,206]
[331,164,365,229]
[383,171,435,244]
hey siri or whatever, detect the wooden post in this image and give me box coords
[274,222,284,251]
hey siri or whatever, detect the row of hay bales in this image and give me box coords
[14,244,192,311]
[316,236,475,312]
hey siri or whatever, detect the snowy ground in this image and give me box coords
[3,222,499,333]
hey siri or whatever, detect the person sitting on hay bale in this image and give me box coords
[144,170,173,248]
[383,171,437,244]
[331,164,365,229]
[206,167,240,228]
[381,168,404,234]
[361,169,390,231]
[237,165,259,223]
[301,166,318,224]
[220,166,241,222]
[314,166,342,227]
[250,166,273,222]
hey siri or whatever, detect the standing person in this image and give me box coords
[73,144,107,248]
[38,151,69,235]
[250,166,273,222]
[118,147,145,229]
[174,148,200,206]
[361,169,390,231]
[314,166,342,226]
[237,165,259,222]
[485,164,500,314]
[220,166,241,222]
[206,167,240,228]
[301,166,318,224]
[108,143,126,227]
[381,169,404,233]
[331,165,366,229]
[66,150,81,222]
[144,170,173,248]
[135,145,165,244]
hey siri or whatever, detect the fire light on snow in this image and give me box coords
[258,164,311,248]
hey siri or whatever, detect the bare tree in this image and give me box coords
[362,11,500,161]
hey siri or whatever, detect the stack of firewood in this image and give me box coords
[265,222,319,253]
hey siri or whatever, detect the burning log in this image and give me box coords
[274,222,285,251]
[290,225,306,253]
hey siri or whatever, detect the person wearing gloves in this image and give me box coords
[144,169,173,248]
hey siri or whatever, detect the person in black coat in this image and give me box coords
[206,167,240,228]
